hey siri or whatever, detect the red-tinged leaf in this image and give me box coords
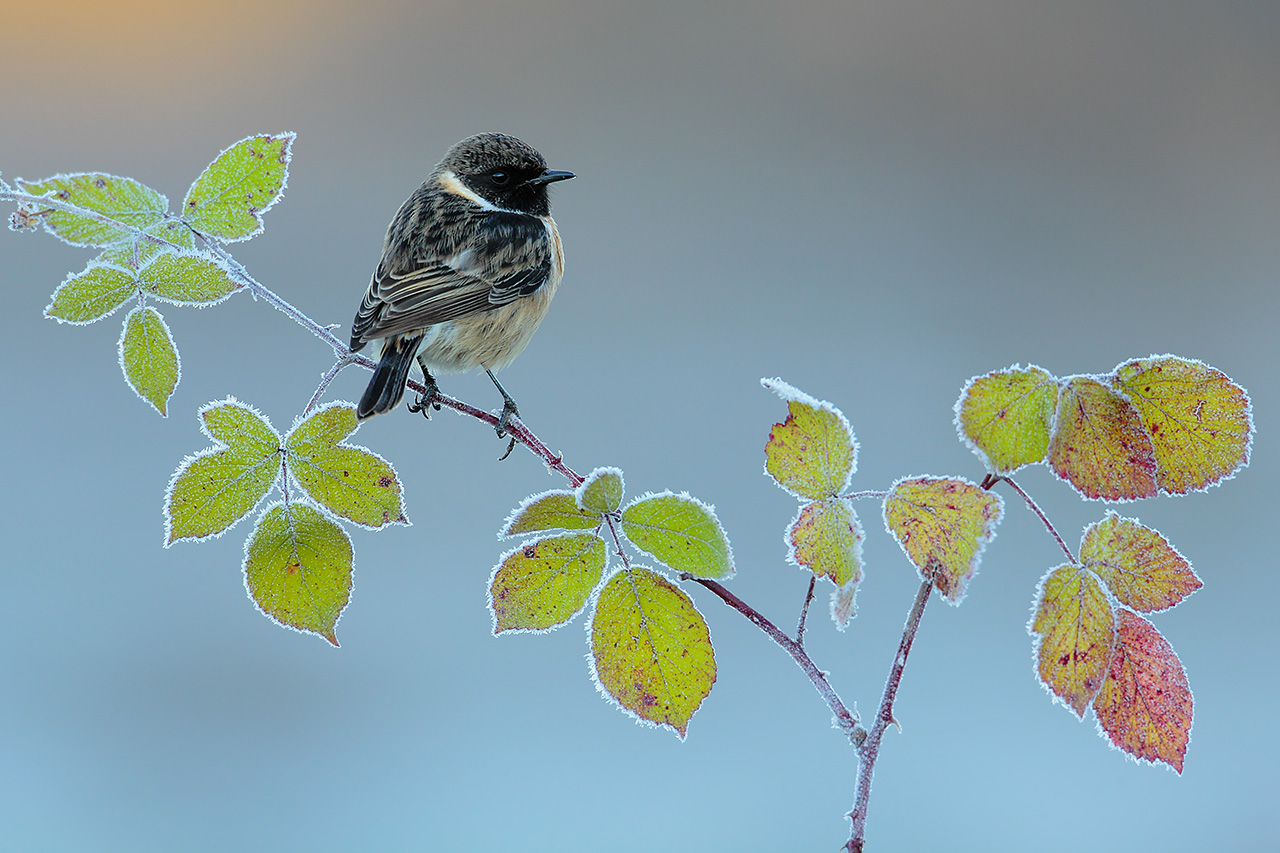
[761,378,857,500]
[1093,610,1193,773]
[1048,376,1157,501]
[1031,566,1115,717]
[1080,513,1201,612]
[787,497,863,587]
[488,533,607,633]
[1111,355,1253,495]
[882,477,1003,603]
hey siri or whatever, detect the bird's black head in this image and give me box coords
[436,132,574,217]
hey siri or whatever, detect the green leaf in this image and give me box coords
[501,490,601,536]
[489,533,607,633]
[135,251,240,305]
[955,364,1059,474]
[589,567,716,739]
[285,402,407,528]
[577,467,624,514]
[620,492,734,580]
[787,497,862,587]
[762,377,856,499]
[97,219,194,270]
[16,172,167,246]
[244,501,353,646]
[166,399,281,544]
[118,306,180,415]
[45,263,136,324]
[182,133,295,241]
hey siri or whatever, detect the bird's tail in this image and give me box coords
[357,335,424,420]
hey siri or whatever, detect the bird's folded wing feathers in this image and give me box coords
[350,214,554,344]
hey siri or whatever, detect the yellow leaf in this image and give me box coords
[882,477,1003,603]
[489,533,607,633]
[762,378,856,499]
[787,497,862,587]
[590,567,716,738]
[1031,565,1115,717]
[1111,355,1252,495]
[501,490,601,536]
[956,364,1059,474]
[1080,513,1201,612]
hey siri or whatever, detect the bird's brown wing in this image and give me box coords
[350,212,554,347]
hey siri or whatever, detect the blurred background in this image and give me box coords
[2,1,1277,850]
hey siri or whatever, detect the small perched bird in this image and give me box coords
[350,133,574,437]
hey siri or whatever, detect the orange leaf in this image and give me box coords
[1093,610,1193,773]
[1048,376,1157,501]
[1111,355,1252,495]
[1031,565,1114,717]
[1081,513,1201,612]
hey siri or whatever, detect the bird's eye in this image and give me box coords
[489,170,510,186]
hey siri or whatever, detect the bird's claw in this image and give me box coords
[407,378,442,418]
[495,399,520,461]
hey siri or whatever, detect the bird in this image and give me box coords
[349,133,574,444]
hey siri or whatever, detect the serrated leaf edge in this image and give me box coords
[117,305,180,416]
[952,362,1060,474]
[621,489,736,579]
[498,488,601,538]
[760,376,858,498]
[163,396,282,546]
[487,533,608,636]
[182,132,296,243]
[241,498,352,647]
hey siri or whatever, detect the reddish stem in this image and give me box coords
[845,577,933,853]
[683,575,863,744]
[996,475,1077,565]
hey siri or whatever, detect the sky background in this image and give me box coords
[2,1,1278,850]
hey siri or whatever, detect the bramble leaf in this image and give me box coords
[590,567,716,738]
[182,133,294,241]
[489,533,607,633]
[620,492,734,580]
[956,365,1059,474]
[166,399,281,544]
[285,402,406,529]
[1081,513,1201,612]
[831,578,859,630]
[762,378,856,499]
[787,497,862,588]
[1048,376,1157,501]
[1111,355,1252,495]
[45,263,135,324]
[1031,565,1115,717]
[244,501,352,646]
[501,490,601,536]
[118,306,180,415]
[97,219,194,270]
[1093,609,1192,773]
[882,477,1003,603]
[136,252,240,305]
[16,173,167,246]
[577,467,624,515]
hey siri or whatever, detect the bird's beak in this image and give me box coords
[526,169,576,186]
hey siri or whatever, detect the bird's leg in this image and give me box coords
[486,369,520,459]
[407,365,442,418]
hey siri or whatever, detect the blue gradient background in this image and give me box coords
[2,2,1277,850]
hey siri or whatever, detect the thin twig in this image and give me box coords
[304,358,355,414]
[845,577,933,853]
[844,490,889,501]
[996,475,1077,565]
[682,574,863,744]
[795,575,817,648]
